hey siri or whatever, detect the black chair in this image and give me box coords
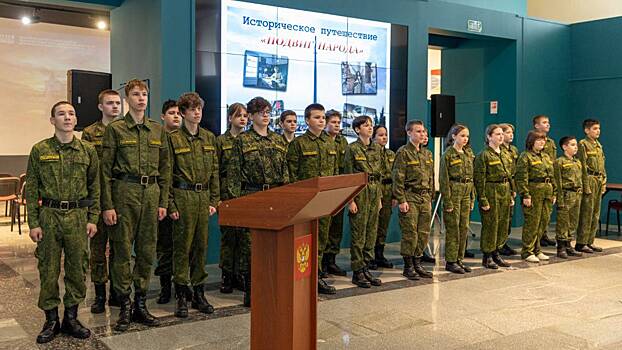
[605,199,622,236]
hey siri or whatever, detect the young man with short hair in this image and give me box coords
[82,89,121,314]
[287,103,339,294]
[27,101,100,343]
[323,110,348,276]
[101,79,171,332]
[344,115,384,288]
[576,119,606,253]
[533,115,557,247]
[154,100,181,304]
[554,136,583,258]
[168,92,219,317]
[279,110,297,143]
[392,120,435,280]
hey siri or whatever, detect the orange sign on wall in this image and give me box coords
[294,234,312,280]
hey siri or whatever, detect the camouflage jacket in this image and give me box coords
[81,120,106,158]
[392,141,434,204]
[439,146,475,209]
[553,155,582,207]
[474,146,514,208]
[216,129,238,201]
[515,150,556,199]
[333,133,349,174]
[287,130,338,182]
[578,138,606,192]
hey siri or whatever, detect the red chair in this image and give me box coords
[605,199,622,236]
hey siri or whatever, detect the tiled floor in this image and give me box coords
[2,207,622,349]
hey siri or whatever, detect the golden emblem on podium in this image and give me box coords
[294,234,312,280]
[296,243,310,273]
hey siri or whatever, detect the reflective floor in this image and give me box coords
[2,209,622,349]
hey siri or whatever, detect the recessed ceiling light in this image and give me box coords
[96,20,107,30]
[21,16,32,25]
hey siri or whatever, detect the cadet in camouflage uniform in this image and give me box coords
[533,115,557,247]
[101,79,171,332]
[81,89,121,314]
[344,115,383,288]
[323,110,348,276]
[27,101,99,343]
[217,103,248,294]
[516,130,557,262]
[576,119,607,253]
[155,100,181,304]
[393,120,434,280]
[554,136,583,258]
[371,125,395,269]
[168,92,219,317]
[287,104,339,294]
[440,124,475,274]
[228,96,290,306]
[279,110,297,144]
[499,123,519,256]
[474,124,513,269]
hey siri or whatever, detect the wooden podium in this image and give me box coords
[219,174,367,350]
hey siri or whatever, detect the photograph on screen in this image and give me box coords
[342,103,381,138]
[341,62,377,95]
[243,50,288,91]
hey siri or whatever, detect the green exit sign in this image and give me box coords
[467,19,482,33]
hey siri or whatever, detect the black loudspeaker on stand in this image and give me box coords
[431,94,455,137]
[67,70,112,131]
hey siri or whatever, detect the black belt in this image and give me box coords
[530,178,552,184]
[241,182,284,191]
[173,180,207,192]
[381,178,393,185]
[588,170,604,177]
[450,177,473,183]
[368,174,381,183]
[405,185,432,195]
[487,178,510,183]
[563,187,582,193]
[41,198,93,211]
[115,174,158,185]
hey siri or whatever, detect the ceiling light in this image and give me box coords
[96,20,107,30]
[21,16,32,25]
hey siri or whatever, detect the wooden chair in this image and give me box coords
[12,181,28,234]
[0,177,19,229]
[0,173,12,216]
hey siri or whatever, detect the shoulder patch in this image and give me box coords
[450,159,462,166]
[355,156,367,161]
[562,163,573,168]
[120,139,137,146]
[407,160,420,165]
[488,160,502,166]
[586,151,598,155]
[174,147,191,154]
[149,139,161,146]
[203,145,215,151]
[40,154,59,161]
[221,144,233,151]
[275,144,286,152]
[303,151,318,156]
[328,150,337,155]
[243,146,258,154]
[531,160,542,165]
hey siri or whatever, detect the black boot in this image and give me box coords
[114,295,131,332]
[492,250,511,267]
[220,271,234,294]
[192,285,215,314]
[367,259,379,270]
[91,283,107,314]
[457,260,472,273]
[413,257,433,278]
[587,244,603,252]
[575,243,593,254]
[61,304,91,339]
[325,253,347,276]
[319,268,328,279]
[557,240,568,259]
[243,273,251,307]
[499,243,518,256]
[318,278,337,294]
[540,234,556,247]
[174,284,188,318]
[363,267,382,286]
[464,237,475,258]
[36,308,60,344]
[445,261,465,274]
[402,256,420,280]
[482,253,498,269]
[375,245,394,268]
[131,293,160,326]
[108,283,120,307]
[351,269,371,288]
[421,252,436,263]
[566,241,582,257]
[157,275,172,304]
[234,273,245,292]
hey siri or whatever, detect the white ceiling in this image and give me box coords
[528,0,622,24]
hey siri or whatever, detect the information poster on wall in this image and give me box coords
[221,0,391,140]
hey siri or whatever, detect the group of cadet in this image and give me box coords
[25,78,606,344]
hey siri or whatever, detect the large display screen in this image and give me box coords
[220,0,391,140]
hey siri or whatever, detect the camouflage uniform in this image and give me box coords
[26,136,100,310]
[325,133,349,255]
[440,146,475,263]
[576,138,606,246]
[392,142,434,258]
[82,121,112,285]
[227,128,290,274]
[167,125,219,287]
[501,143,519,244]
[216,130,246,277]
[554,155,583,242]
[101,113,171,297]
[376,148,396,248]
[344,139,383,271]
[515,150,556,258]
[287,130,338,270]
[474,146,513,254]
[153,130,175,279]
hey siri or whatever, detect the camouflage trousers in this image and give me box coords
[317,216,331,272]
[399,192,432,257]
[577,175,604,245]
[36,207,88,311]
[349,183,381,271]
[325,208,345,255]
[479,183,511,254]
[555,190,582,242]
[376,183,393,247]
[154,216,173,277]
[521,183,554,258]
[89,217,113,284]
[443,183,473,262]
